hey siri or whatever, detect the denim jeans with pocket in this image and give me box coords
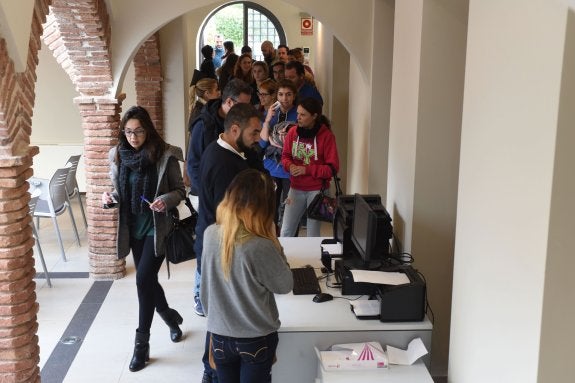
[210,332,278,383]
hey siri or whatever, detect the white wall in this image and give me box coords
[387,0,423,248]
[449,1,569,381]
[32,145,85,193]
[160,18,187,151]
[33,43,83,144]
[538,10,575,381]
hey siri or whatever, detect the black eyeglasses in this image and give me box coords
[123,129,146,137]
[257,91,271,96]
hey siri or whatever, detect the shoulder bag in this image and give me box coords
[306,165,342,223]
[165,197,197,266]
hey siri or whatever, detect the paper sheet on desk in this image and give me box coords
[321,243,343,255]
[387,338,428,365]
[350,269,410,285]
[350,300,380,317]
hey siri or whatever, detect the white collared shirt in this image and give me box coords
[217,134,246,160]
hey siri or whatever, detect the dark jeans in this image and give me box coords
[203,332,218,382]
[131,235,169,333]
[210,332,279,383]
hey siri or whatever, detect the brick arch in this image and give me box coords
[0,1,52,381]
[42,0,113,96]
[40,0,126,280]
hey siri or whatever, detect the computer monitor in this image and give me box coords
[333,194,382,246]
[349,194,392,267]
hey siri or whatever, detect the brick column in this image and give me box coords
[76,97,126,279]
[134,33,164,137]
[0,149,40,382]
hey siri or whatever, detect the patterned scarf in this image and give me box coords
[118,143,157,215]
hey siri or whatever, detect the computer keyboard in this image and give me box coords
[291,267,321,295]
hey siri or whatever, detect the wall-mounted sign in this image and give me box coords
[301,17,313,36]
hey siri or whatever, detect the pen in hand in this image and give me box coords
[140,195,152,206]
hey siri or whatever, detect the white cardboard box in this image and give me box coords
[315,342,387,371]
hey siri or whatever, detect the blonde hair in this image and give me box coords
[216,169,279,279]
[189,78,218,114]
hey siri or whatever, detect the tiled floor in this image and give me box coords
[34,197,207,383]
[34,196,333,383]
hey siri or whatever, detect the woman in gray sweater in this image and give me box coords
[200,169,293,383]
[101,106,185,372]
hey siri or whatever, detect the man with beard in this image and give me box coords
[187,79,252,202]
[261,40,278,78]
[195,103,264,383]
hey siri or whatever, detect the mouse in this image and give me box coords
[313,293,334,303]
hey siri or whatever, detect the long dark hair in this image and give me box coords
[298,97,331,130]
[115,106,166,164]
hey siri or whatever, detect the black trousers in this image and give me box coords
[131,235,169,333]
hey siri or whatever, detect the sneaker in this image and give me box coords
[194,296,205,317]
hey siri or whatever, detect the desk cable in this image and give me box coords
[319,270,366,301]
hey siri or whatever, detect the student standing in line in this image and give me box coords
[213,34,224,69]
[101,106,185,372]
[280,97,340,237]
[250,60,269,105]
[195,103,266,383]
[200,45,217,80]
[232,53,254,85]
[201,169,293,383]
[271,61,286,82]
[186,79,253,318]
[184,77,220,188]
[255,78,277,117]
[260,79,298,232]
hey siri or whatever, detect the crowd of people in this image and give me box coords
[102,38,340,383]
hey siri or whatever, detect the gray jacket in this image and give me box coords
[108,144,185,259]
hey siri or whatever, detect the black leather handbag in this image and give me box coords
[165,197,197,265]
[306,166,342,223]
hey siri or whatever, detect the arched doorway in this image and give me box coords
[200,1,286,61]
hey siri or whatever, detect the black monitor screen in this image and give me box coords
[349,193,392,266]
[350,194,372,263]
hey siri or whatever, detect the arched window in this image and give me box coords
[201,1,286,62]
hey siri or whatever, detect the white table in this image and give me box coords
[272,237,433,383]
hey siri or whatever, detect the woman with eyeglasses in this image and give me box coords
[259,79,298,232]
[256,78,277,117]
[101,106,186,372]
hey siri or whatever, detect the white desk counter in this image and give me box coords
[273,237,433,383]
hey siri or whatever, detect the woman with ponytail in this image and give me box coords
[280,97,340,237]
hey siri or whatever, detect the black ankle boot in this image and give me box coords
[129,330,150,372]
[158,308,183,342]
